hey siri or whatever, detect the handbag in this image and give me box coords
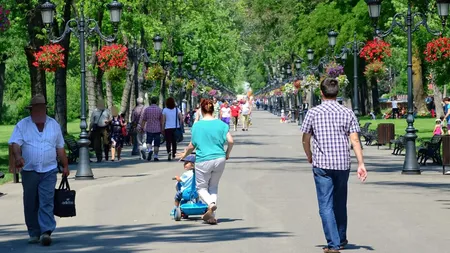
[175,108,184,143]
[54,176,76,217]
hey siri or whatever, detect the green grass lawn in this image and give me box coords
[359,117,436,140]
[0,121,81,185]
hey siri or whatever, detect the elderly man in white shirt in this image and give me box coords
[8,94,70,246]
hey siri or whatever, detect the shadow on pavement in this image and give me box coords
[316,243,375,251]
[0,223,291,252]
[227,156,306,165]
[367,181,450,192]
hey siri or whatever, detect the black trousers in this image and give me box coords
[164,128,177,157]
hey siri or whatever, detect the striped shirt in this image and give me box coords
[8,116,65,173]
[300,100,360,170]
[141,104,162,133]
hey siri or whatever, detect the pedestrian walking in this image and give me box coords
[241,98,251,131]
[444,97,450,134]
[177,99,234,225]
[141,96,163,161]
[300,78,367,253]
[230,101,241,131]
[220,102,231,126]
[162,97,183,161]
[131,97,146,159]
[8,94,70,246]
[89,99,111,162]
[109,106,126,161]
[391,96,399,119]
[213,97,220,119]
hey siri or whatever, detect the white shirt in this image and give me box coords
[163,108,180,129]
[242,102,250,115]
[8,116,65,173]
[180,170,194,192]
[391,101,398,109]
[221,107,231,118]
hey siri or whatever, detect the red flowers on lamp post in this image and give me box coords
[33,44,66,72]
[96,44,128,71]
[359,39,392,63]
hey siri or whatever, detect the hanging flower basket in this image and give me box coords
[96,44,127,71]
[304,74,319,89]
[105,67,126,82]
[325,61,344,78]
[174,78,185,88]
[33,44,66,72]
[191,90,199,97]
[359,39,392,63]
[204,86,212,93]
[336,74,350,87]
[364,61,386,80]
[0,5,11,32]
[284,82,295,94]
[425,37,450,64]
[208,89,218,97]
[186,79,197,90]
[274,88,283,97]
[145,64,165,81]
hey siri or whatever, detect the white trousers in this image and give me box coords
[195,157,226,206]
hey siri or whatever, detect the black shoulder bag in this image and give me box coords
[54,176,76,217]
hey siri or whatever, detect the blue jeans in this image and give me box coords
[21,169,58,237]
[313,167,350,250]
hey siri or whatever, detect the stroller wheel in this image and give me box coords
[181,213,189,219]
[174,207,182,221]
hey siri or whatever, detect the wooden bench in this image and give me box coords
[64,135,79,164]
[417,135,442,166]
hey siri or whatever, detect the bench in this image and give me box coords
[363,130,378,146]
[64,134,79,164]
[417,135,442,166]
[390,135,406,155]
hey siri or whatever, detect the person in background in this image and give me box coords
[230,101,241,131]
[391,96,399,119]
[131,97,146,159]
[177,99,234,225]
[241,98,251,131]
[301,78,367,253]
[433,119,443,135]
[220,102,231,127]
[141,96,163,161]
[162,97,183,161]
[8,94,70,246]
[89,99,111,163]
[109,106,126,161]
[213,97,220,119]
[444,97,450,135]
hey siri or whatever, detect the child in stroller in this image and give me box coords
[171,154,208,221]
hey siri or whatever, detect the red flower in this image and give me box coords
[360,39,392,63]
[96,44,128,71]
[424,37,450,64]
[33,44,66,72]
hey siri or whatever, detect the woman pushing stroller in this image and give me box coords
[177,99,234,225]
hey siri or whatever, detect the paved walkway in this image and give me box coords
[0,111,449,253]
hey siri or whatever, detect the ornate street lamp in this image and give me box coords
[328,29,339,49]
[199,67,204,76]
[40,0,123,180]
[307,48,314,62]
[191,61,198,71]
[338,32,365,116]
[152,35,163,55]
[365,0,450,174]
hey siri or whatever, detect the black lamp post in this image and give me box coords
[339,32,365,116]
[40,0,123,180]
[294,58,305,125]
[365,0,450,175]
[328,29,339,56]
[176,51,184,109]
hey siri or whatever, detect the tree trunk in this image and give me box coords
[128,88,136,121]
[86,41,99,120]
[159,78,165,108]
[120,61,134,115]
[366,80,373,114]
[0,56,6,118]
[371,78,381,115]
[24,3,47,98]
[95,68,104,100]
[412,51,428,115]
[105,79,114,109]
[434,84,444,118]
[54,0,72,134]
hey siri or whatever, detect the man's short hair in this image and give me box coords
[444,97,450,102]
[320,78,339,99]
[150,97,158,104]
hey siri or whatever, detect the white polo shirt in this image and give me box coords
[8,116,65,173]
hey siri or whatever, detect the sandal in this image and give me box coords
[323,248,340,253]
[206,217,217,225]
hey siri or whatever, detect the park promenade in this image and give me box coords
[0,111,449,253]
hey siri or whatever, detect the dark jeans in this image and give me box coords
[146,132,161,147]
[92,127,109,161]
[21,169,58,237]
[164,128,177,157]
[313,167,350,250]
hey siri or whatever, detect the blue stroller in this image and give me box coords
[171,159,208,221]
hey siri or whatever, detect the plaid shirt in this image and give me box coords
[300,100,360,170]
[141,104,162,133]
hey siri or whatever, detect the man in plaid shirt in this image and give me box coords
[301,78,367,253]
[141,97,163,161]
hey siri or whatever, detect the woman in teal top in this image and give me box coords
[177,99,234,224]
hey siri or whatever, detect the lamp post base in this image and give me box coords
[401,169,421,175]
[75,139,94,180]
